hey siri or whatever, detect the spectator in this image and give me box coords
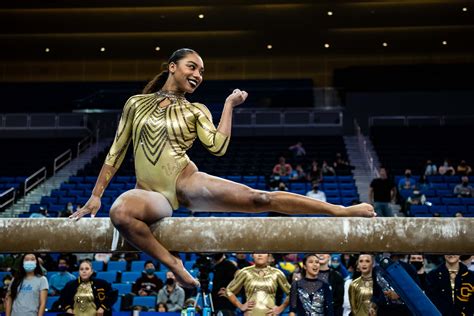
[318,254,344,316]
[454,176,473,198]
[211,253,238,316]
[456,160,472,175]
[349,254,374,316]
[1,275,12,313]
[333,153,352,174]
[234,254,252,270]
[132,261,163,296]
[306,182,327,202]
[58,259,116,315]
[289,164,306,181]
[5,253,48,316]
[409,254,428,291]
[398,169,416,191]
[156,302,168,312]
[60,202,75,218]
[48,257,75,296]
[272,157,292,177]
[307,160,322,183]
[330,254,350,281]
[424,159,437,176]
[460,255,473,271]
[289,254,334,316]
[406,189,427,215]
[273,181,288,192]
[439,159,456,176]
[416,175,431,191]
[369,168,396,217]
[426,255,474,316]
[157,271,185,312]
[288,141,306,158]
[322,160,336,176]
[225,253,290,316]
[29,207,48,218]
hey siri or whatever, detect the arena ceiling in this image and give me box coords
[0,0,473,60]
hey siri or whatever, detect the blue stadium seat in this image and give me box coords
[437,190,454,197]
[337,176,354,183]
[109,183,125,190]
[227,175,241,182]
[108,261,127,272]
[60,183,76,190]
[290,182,307,191]
[58,197,75,204]
[327,197,342,204]
[132,296,156,309]
[341,190,358,197]
[122,271,141,283]
[51,189,67,197]
[448,205,466,215]
[410,205,429,214]
[444,176,461,183]
[49,204,65,212]
[322,183,338,190]
[325,190,339,198]
[155,271,167,281]
[243,176,258,183]
[69,176,84,183]
[427,197,441,205]
[421,189,436,197]
[77,183,93,190]
[92,260,104,271]
[85,176,97,183]
[461,198,474,205]
[113,296,122,312]
[96,271,117,283]
[115,176,132,183]
[442,197,461,205]
[46,296,59,311]
[431,205,448,214]
[427,175,444,183]
[432,183,448,190]
[322,176,337,182]
[41,196,57,204]
[131,260,146,272]
[113,283,132,295]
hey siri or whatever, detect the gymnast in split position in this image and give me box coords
[71,48,375,288]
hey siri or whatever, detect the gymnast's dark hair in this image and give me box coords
[142,48,198,94]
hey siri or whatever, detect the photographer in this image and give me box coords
[156,271,185,312]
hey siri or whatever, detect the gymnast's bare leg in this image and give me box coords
[108,189,198,288]
[177,162,375,217]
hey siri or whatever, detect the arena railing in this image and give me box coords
[0,187,16,211]
[368,115,474,127]
[53,149,72,175]
[355,119,379,178]
[0,113,87,129]
[24,166,47,195]
[77,134,93,157]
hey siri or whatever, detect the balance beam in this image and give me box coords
[0,218,472,254]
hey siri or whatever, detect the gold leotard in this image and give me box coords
[226,265,291,316]
[104,91,229,209]
[349,276,373,316]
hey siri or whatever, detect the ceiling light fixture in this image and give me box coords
[267,44,273,50]
[327,11,333,16]
[442,41,447,45]
[155,46,161,51]
[462,7,467,12]
[198,14,204,19]
[45,48,50,53]
[324,43,330,48]
[382,42,388,47]
[100,47,106,52]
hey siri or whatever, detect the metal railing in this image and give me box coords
[0,188,16,210]
[24,167,47,195]
[53,149,72,175]
[0,113,87,129]
[77,134,93,156]
[369,115,474,127]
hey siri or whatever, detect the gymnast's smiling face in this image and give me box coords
[252,253,269,267]
[168,52,204,94]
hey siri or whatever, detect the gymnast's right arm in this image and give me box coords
[70,96,135,219]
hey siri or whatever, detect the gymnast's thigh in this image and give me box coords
[176,172,260,212]
[111,189,173,224]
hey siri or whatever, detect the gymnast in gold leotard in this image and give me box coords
[71,48,376,288]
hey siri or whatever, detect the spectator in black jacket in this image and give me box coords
[318,254,344,316]
[212,253,238,316]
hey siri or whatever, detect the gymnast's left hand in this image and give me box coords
[69,195,101,220]
[225,89,248,108]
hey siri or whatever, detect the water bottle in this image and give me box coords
[202,306,211,316]
[186,306,196,316]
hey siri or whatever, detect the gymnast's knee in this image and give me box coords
[250,190,272,210]
[109,201,133,228]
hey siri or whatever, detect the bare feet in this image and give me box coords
[342,203,376,217]
[170,257,200,289]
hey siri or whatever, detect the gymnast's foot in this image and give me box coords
[341,203,376,217]
[171,258,200,289]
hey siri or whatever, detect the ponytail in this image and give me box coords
[142,70,169,94]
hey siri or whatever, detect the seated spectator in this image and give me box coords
[454,176,473,198]
[307,160,322,183]
[288,141,306,158]
[271,181,288,192]
[289,164,306,181]
[132,261,164,296]
[333,153,352,174]
[398,169,416,191]
[157,271,185,312]
[424,159,437,176]
[438,159,456,176]
[454,212,464,218]
[60,202,75,218]
[457,160,472,175]
[156,302,168,312]
[321,160,336,176]
[272,156,292,177]
[48,257,76,296]
[29,207,48,218]
[416,175,431,191]
[306,182,327,202]
[406,189,427,214]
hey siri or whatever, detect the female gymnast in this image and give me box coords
[70,48,375,288]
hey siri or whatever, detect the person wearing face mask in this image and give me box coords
[409,254,427,291]
[398,169,417,191]
[5,253,49,316]
[48,257,75,296]
[132,261,163,297]
[439,159,456,176]
[289,254,334,316]
[58,259,116,316]
[156,271,185,312]
[306,181,327,202]
[426,255,474,316]
[454,176,473,198]
[456,160,472,176]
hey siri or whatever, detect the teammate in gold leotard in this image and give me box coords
[71,48,376,288]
